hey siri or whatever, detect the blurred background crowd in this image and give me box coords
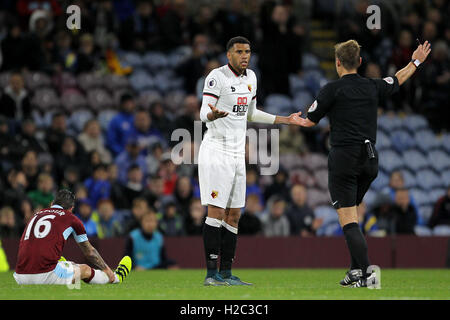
[0,0,449,252]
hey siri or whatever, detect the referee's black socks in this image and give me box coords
[219,221,238,278]
[342,222,371,278]
[203,217,222,278]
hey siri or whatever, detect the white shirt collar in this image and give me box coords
[51,205,63,209]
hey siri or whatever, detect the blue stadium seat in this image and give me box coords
[390,129,416,152]
[289,74,307,93]
[415,169,444,189]
[414,225,432,236]
[410,189,430,207]
[370,171,389,191]
[164,90,187,113]
[264,94,292,114]
[418,205,433,224]
[432,225,450,236]
[314,205,338,225]
[378,149,404,173]
[442,169,450,186]
[302,53,320,70]
[362,189,377,207]
[427,150,450,172]
[442,133,450,154]
[313,168,328,190]
[120,51,144,68]
[31,109,53,128]
[402,149,429,172]
[429,188,446,204]
[401,169,417,188]
[98,109,118,131]
[303,69,326,96]
[292,91,314,113]
[167,46,192,68]
[143,51,169,73]
[129,70,155,92]
[306,188,331,208]
[316,221,341,237]
[401,114,428,133]
[68,109,94,133]
[414,129,440,152]
[377,114,403,133]
[376,131,392,150]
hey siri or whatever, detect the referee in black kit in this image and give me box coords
[296,39,431,287]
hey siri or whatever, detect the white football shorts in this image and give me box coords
[13,260,76,285]
[198,142,246,209]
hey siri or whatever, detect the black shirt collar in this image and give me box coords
[228,63,247,77]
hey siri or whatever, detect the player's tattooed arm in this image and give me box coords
[77,240,109,270]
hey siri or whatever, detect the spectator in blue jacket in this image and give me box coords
[84,163,111,208]
[106,93,136,156]
[75,199,98,237]
[115,135,148,184]
[131,108,167,155]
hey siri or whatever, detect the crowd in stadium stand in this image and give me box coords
[0,0,449,246]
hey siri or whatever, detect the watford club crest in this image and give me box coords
[248,84,252,92]
[211,190,218,199]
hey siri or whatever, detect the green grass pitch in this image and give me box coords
[0,269,449,300]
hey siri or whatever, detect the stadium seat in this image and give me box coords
[143,51,169,73]
[390,129,416,152]
[98,109,118,131]
[401,169,417,188]
[164,90,187,113]
[77,72,105,91]
[428,188,446,204]
[68,109,94,133]
[313,168,328,190]
[103,74,130,92]
[370,171,389,191]
[306,188,331,208]
[120,51,144,68]
[153,71,174,94]
[31,109,53,128]
[292,91,314,113]
[167,46,192,68]
[432,225,450,236]
[61,88,88,111]
[376,130,392,150]
[427,150,450,172]
[53,72,78,92]
[31,88,60,111]
[402,149,429,172]
[442,169,450,186]
[414,129,440,153]
[289,74,307,93]
[377,114,402,133]
[302,153,328,171]
[264,94,292,114]
[442,133,450,154]
[415,169,444,190]
[362,189,377,207]
[418,205,433,224]
[303,69,326,96]
[279,153,300,170]
[25,72,52,90]
[289,168,316,188]
[86,88,114,111]
[378,149,404,173]
[314,205,338,225]
[138,90,163,109]
[129,70,155,92]
[414,225,432,236]
[401,114,429,133]
[302,53,321,71]
[410,189,430,207]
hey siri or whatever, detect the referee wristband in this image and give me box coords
[411,59,421,68]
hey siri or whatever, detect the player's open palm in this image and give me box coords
[208,103,229,120]
[412,40,431,63]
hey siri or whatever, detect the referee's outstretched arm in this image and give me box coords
[395,40,431,85]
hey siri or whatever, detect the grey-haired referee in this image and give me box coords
[296,39,431,287]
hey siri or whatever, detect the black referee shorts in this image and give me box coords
[327,144,378,209]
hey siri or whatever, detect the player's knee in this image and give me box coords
[78,264,92,280]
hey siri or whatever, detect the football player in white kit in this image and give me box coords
[199,36,304,286]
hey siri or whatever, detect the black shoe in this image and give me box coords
[351,273,378,288]
[339,269,362,287]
